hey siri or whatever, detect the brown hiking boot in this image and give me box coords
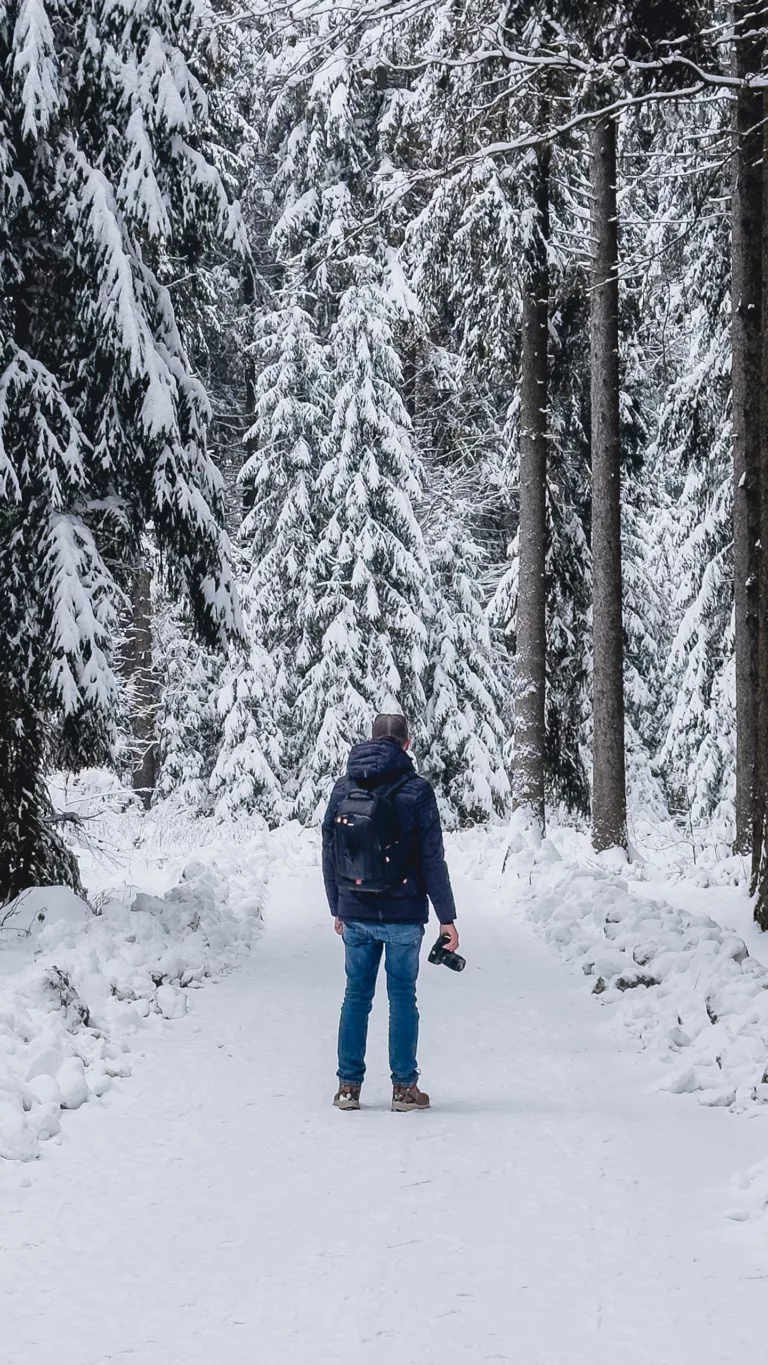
[334,1083,361,1111]
[392,1083,430,1112]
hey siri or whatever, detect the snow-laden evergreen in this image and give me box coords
[293,277,431,821]
[210,636,286,826]
[656,451,734,826]
[644,107,734,827]
[201,295,330,821]
[265,15,375,309]
[240,301,328,641]
[0,0,245,893]
[154,601,223,812]
[423,510,511,827]
[207,11,440,821]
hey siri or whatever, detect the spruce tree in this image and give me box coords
[154,598,223,811]
[0,0,241,897]
[227,297,329,807]
[293,276,430,821]
[232,11,436,820]
[207,289,330,819]
[209,604,286,824]
[423,509,511,827]
[643,99,734,828]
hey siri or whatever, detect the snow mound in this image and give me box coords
[518,859,768,1112]
[0,886,91,942]
[726,1159,768,1223]
[0,828,313,1164]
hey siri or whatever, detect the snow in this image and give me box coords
[2,804,768,1359]
[12,0,60,139]
[0,804,315,1163]
[489,820,768,1117]
[2,826,767,1362]
[519,853,768,1110]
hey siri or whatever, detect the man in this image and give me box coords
[322,712,459,1113]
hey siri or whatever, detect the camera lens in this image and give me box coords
[428,937,466,972]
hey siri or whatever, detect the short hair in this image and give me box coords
[372,713,409,747]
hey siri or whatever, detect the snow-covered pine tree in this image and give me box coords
[641,98,734,830]
[210,10,369,821]
[176,10,268,533]
[265,15,370,315]
[205,299,331,826]
[293,275,431,822]
[0,0,242,897]
[153,596,224,812]
[422,506,511,827]
[655,425,734,829]
[210,294,330,816]
[215,13,435,821]
[208,585,286,824]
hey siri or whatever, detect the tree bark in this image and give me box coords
[241,264,258,516]
[754,90,768,928]
[590,114,627,853]
[731,6,764,856]
[514,145,550,833]
[126,561,158,810]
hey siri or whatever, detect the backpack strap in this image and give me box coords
[381,773,412,802]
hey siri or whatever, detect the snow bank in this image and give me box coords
[727,1157,768,1223]
[515,852,768,1114]
[0,826,310,1163]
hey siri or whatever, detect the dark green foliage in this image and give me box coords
[0,674,83,899]
[0,0,241,899]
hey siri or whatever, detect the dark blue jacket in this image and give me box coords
[321,739,457,925]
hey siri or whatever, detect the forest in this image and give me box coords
[6,8,768,1349]
[2,0,767,921]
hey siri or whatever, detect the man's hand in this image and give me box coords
[334,917,344,936]
[440,922,459,952]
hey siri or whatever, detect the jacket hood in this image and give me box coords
[346,739,414,784]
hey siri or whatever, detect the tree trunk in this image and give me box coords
[754,90,768,928]
[731,6,764,856]
[514,145,550,834]
[241,264,258,516]
[590,114,627,853]
[127,561,158,810]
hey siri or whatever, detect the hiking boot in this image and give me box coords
[392,1083,430,1112]
[334,1083,362,1111]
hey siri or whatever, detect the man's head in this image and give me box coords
[371,713,410,750]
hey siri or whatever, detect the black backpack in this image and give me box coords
[333,775,411,893]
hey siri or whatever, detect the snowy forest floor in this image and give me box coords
[3,787,768,1364]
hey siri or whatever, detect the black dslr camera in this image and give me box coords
[428,933,466,973]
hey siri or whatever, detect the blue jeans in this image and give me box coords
[337,921,424,1086]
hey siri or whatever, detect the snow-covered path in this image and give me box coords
[4,864,768,1365]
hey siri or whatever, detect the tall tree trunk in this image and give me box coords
[754,90,768,928]
[590,114,627,853]
[514,145,550,833]
[731,5,764,856]
[241,264,258,516]
[127,561,158,810]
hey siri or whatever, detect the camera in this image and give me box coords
[428,934,466,973]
